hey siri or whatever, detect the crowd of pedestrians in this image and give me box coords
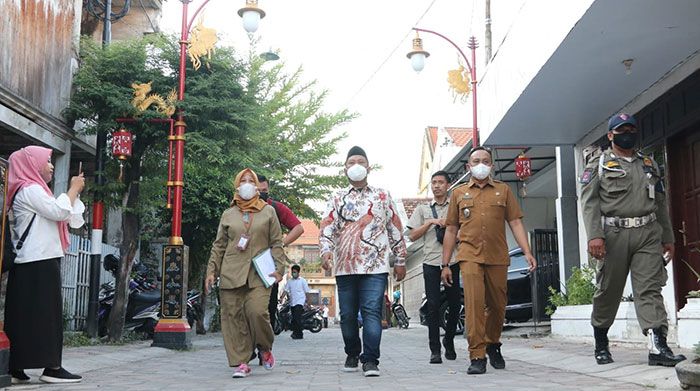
[2,116,686,382]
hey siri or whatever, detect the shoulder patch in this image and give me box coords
[580,168,594,184]
[605,160,620,168]
[643,157,653,167]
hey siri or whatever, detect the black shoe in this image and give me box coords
[40,367,82,384]
[467,358,487,375]
[343,355,359,372]
[429,352,442,364]
[10,370,30,384]
[291,333,304,340]
[362,362,380,377]
[595,347,614,365]
[486,342,505,369]
[647,328,687,367]
[594,326,614,365]
[443,337,456,360]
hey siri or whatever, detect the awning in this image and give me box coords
[481,0,700,146]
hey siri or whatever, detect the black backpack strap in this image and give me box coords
[429,204,438,219]
[15,214,36,251]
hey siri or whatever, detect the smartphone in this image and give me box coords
[78,161,83,175]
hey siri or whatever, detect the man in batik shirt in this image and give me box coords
[320,146,407,378]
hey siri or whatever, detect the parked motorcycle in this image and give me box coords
[98,255,160,338]
[391,291,410,329]
[418,290,466,335]
[273,301,323,335]
[186,289,203,328]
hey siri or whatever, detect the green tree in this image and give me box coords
[66,35,354,339]
[181,50,355,285]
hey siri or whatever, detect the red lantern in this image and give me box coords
[111,129,133,161]
[514,153,532,181]
[112,129,132,181]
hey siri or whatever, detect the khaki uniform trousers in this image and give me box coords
[591,222,668,332]
[220,285,274,366]
[460,261,508,359]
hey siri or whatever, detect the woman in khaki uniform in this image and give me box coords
[205,168,286,378]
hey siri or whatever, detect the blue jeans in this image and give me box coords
[336,273,388,365]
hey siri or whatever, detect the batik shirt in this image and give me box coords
[319,185,407,276]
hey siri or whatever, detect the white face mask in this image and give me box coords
[470,163,491,180]
[238,183,257,200]
[346,164,368,182]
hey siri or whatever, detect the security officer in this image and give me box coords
[580,113,686,367]
[441,147,536,375]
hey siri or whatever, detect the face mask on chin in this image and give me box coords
[259,191,269,201]
[346,164,368,182]
[238,183,257,200]
[470,163,491,180]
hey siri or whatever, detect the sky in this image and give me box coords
[160,0,524,203]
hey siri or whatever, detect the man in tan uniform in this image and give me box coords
[580,113,685,367]
[441,147,536,375]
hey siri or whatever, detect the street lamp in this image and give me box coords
[152,0,266,350]
[407,28,480,147]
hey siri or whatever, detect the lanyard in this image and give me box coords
[242,212,255,233]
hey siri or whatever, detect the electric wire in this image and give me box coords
[344,0,438,107]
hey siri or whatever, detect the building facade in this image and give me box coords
[472,0,700,347]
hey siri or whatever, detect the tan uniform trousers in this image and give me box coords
[460,261,508,359]
[591,222,668,332]
[220,285,274,366]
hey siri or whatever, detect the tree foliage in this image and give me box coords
[66,34,353,339]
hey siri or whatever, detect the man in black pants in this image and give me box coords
[407,171,461,364]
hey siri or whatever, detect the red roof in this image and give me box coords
[444,127,472,147]
[427,126,438,152]
[290,219,320,246]
[401,197,432,219]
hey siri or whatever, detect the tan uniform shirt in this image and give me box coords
[206,204,288,289]
[445,178,523,265]
[579,148,674,243]
[406,201,456,266]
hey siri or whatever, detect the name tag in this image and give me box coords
[237,233,251,251]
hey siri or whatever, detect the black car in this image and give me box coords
[419,248,533,334]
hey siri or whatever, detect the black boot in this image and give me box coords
[593,326,614,365]
[647,328,686,367]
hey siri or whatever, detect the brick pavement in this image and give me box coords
[4,325,687,390]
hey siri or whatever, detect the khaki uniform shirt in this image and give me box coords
[445,178,523,265]
[206,204,288,289]
[579,148,674,243]
[406,201,457,266]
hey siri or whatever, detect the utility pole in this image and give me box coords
[485,0,492,65]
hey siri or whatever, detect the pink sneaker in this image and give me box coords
[232,363,251,378]
[261,350,275,370]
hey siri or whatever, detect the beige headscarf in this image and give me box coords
[231,168,266,213]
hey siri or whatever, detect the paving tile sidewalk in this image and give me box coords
[4,325,688,390]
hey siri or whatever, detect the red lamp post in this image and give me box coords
[407,29,480,147]
[152,0,266,350]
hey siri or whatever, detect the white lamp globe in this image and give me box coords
[242,10,261,33]
[411,53,426,73]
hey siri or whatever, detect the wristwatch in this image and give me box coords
[441,264,450,269]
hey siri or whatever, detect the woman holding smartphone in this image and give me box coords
[5,146,85,384]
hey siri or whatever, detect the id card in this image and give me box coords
[237,233,251,251]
